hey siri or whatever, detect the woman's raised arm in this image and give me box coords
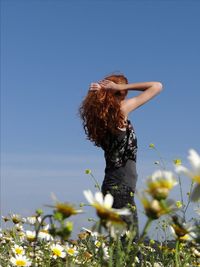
[120,81,163,115]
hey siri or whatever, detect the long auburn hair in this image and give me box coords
[79,74,128,147]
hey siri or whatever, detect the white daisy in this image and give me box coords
[10,255,31,266]
[25,230,36,242]
[50,244,66,259]
[169,220,197,241]
[81,227,99,238]
[146,170,178,200]
[176,149,200,201]
[83,190,130,223]
[12,245,25,255]
[38,224,53,241]
[26,216,41,225]
[65,244,78,257]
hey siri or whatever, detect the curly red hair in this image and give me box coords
[79,74,128,147]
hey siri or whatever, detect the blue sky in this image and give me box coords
[1,0,200,235]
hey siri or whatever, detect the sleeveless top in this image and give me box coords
[101,119,138,191]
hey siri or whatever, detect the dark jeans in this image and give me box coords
[101,182,139,241]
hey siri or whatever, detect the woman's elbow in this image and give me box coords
[155,82,164,92]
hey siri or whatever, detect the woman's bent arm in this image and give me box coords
[123,81,163,91]
[121,82,163,115]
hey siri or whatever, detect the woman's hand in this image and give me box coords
[89,80,125,91]
[98,80,124,90]
[89,82,102,91]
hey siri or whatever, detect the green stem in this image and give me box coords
[90,173,101,191]
[154,147,166,170]
[184,181,194,218]
[178,175,184,206]
[177,174,185,220]
[175,239,180,267]
[138,218,152,243]
[33,214,52,266]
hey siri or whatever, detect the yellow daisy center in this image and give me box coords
[15,248,23,254]
[56,203,77,217]
[52,248,62,257]
[193,175,200,183]
[15,260,26,266]
[67,248,75,255]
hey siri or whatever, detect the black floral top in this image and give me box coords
[102,120,137,168]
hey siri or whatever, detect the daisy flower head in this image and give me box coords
[81,227,99,238]
[170,216,197,241]
[175,149,200,201]
[65,243,78,257]
[146,170,178,200]
[139,192,177,220]
[25,230,36,242]
[83,190,130,225]
[12,244,25,255]
[26,216,41,225]
[10,255,31,266]
[10,214,25,224]
[173,159,182,166]
[51,243,66,259]
[47,193,83,219]
[38,224,53,241]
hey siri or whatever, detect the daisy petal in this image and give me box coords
[188,149,200,170]
[104,194,114,209]
[190,184,200,202]
[83,190,94,205]
[175,165,192,178]
[95,192,104,205]
[116,208,131,216]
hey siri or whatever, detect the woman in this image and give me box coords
[79,74,163,237]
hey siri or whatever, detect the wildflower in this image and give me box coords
[78,231,89,240]
[2,216,10,222]
[194,207,200,215]
[85,169,92,174]
[170,216,197,241]
[173,159,182,165]
[146,170,178,200]
[102,244,109,260]
[10,255,31,266]
[149,143,155,148]
[191,247,200,257]
[176,201,183,208]
[50,244,66,259]
[10,214,24,224]
[81,227,99,238]
[38,224,53,241]
[25,231,36,242]
[132,256,140,265]
[52,202,82,219]
[83,190,130,224]
[26,216,41,225]
[79,202,85,207]
[14,224,24,232]
[12,245,25,255]
[65,244,78,257]
[139,193,176,219]
[150,239,155,245]
[153,263,164,267]
[175,149,200,201]
[35,209,44,216]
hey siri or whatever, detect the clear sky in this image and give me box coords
[1,0,200,235]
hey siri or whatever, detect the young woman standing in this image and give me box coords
[79,74,163,238]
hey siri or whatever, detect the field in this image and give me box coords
[1,147,200,267]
